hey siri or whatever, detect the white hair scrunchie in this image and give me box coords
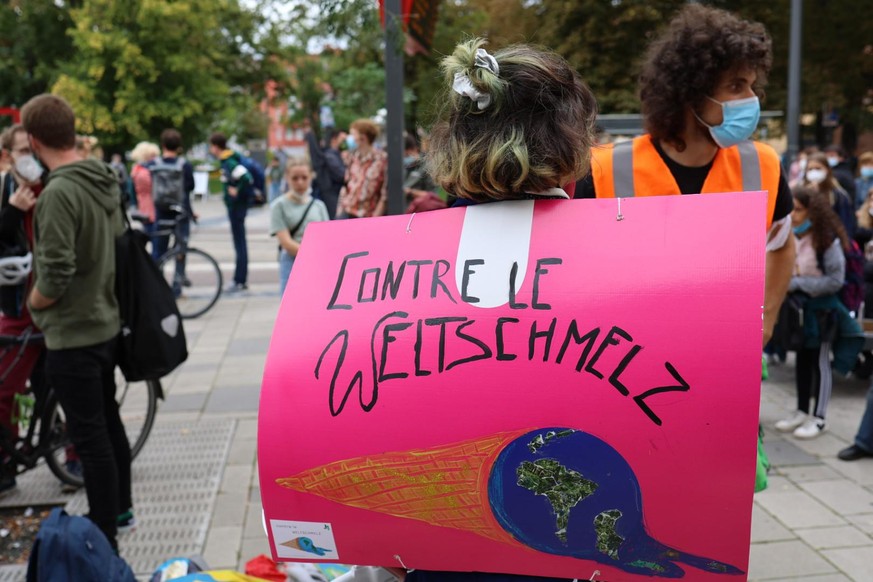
[452,48,500,111]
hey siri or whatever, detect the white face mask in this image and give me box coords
[806,168,828,185]
[14,154,43,184]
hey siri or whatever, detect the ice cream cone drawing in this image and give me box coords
[280,536,333,557]
[278,428,743,578]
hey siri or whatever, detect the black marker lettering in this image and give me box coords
[366,312,408,412]
[528,317,558,362]
[327,251,368,310]
[461,259,484,304]
[425,316,467,373]
[555,321,600,372]
[633,362,690,426]
[407,260,433,299]
[358,268,381,303]
[315,329,365,416]
[496,317,519,361]
[509,262,528,309]
[378,317,413,382]
[447,320,493,371]
[431,259,457,303]
[532,258,562,310]
[585,326,632,379]
[414,319,431,376]
[608,345,643,396]
[381,261,406,301]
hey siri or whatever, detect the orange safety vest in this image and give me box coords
[591,135,781,229]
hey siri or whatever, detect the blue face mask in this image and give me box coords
[696,95,761,148]
[345,135,357,151]
[793,219,812,236]
[403,156,416,166]
[860,167,873,179]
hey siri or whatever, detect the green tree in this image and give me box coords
[0,0,76,116]
[528,0,685,113]
[52,0,288,150]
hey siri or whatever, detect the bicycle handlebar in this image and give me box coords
[0,332,45,347]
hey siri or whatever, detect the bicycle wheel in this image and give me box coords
[115,369,161,460]
[158,247,222,319]
[43,371,161,487]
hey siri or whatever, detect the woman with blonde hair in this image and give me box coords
[269,157,329,296]
[129,141,160,231]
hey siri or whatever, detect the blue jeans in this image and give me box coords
[854,383,873,452]
[152,209,190,261]
[228,204,248,285]
[279,250,294,297]
[269,181,283,203]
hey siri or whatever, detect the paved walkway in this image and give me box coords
[2,195,873,580]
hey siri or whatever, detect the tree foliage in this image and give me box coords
[0,1,76,114]
[2,0,868,151]
[52,0,289,150]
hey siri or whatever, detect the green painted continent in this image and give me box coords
[594,509,624,559]
[516,458,598,542]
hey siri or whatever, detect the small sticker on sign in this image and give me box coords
[271,520,339,560]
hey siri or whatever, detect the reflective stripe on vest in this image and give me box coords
[614,139,763,193]
[613,141,634,198]
[591,135,781,230]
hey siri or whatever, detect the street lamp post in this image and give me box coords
[785,0,803,166]
[384,0,405,216]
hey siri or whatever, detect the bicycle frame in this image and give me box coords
[0,331,69,475]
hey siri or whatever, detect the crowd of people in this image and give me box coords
[0,1,872,578]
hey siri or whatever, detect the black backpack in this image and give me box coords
[150,157,186,211]
[115,213,188,381]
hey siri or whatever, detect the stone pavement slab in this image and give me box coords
[748,540,838,579]
[794,525,873,549]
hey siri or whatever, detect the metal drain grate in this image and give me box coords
[0,418,234,578]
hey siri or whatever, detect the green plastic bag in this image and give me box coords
[755,426,770,493]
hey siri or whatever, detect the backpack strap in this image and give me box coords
[289,199,316,239]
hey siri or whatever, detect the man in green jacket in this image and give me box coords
[23,94,132,550]
[209,132,251,292]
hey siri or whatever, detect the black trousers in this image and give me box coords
[796,343,832,420]
[47,337,131,549]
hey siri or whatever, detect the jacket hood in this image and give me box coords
[49,159,121,212]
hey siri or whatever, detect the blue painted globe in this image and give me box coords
[487,428,744,578]
[487,427,644,559]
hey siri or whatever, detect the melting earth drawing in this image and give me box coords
[277,427,743,578]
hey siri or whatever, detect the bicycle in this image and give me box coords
[0,330,163,488]
[152,204,223,319]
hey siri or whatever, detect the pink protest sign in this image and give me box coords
[259,193,767,581]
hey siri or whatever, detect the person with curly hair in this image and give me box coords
[776,187,852,439]
[576,3,795,347]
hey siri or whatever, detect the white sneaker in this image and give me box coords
[793,418,826,439]
[775,410,807,432]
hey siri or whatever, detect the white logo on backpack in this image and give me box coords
[161,314,180,338]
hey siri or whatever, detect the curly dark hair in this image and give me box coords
[638,4,772,151]
[793,186,849,255]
